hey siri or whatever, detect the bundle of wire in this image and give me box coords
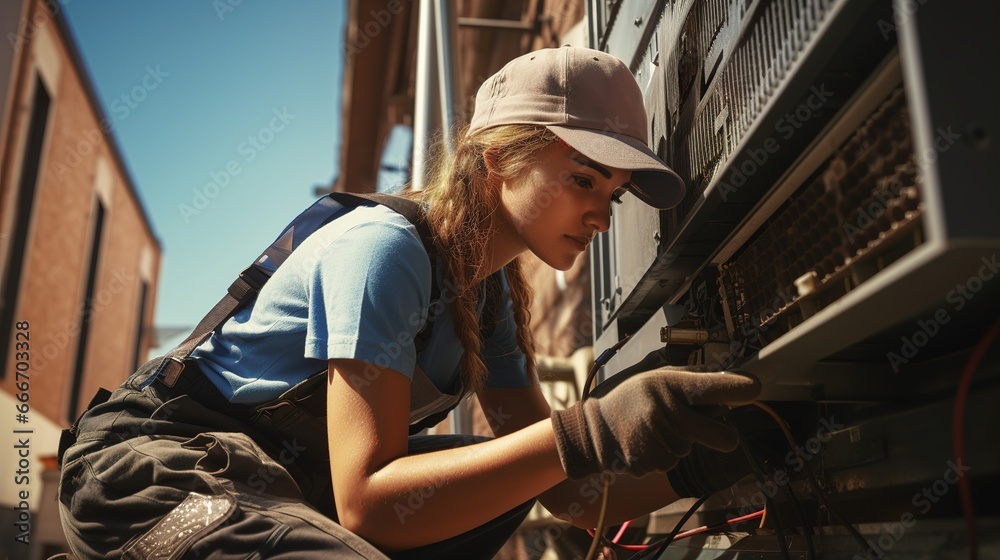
[576,336,875,560]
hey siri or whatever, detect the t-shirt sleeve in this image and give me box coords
[481,272,532,388]
[304,218,431,380]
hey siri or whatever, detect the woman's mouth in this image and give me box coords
[566,234,590,251]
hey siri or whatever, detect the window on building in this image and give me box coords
[131,280,149,370]
[68,199,106,421]
[0,76,51,378]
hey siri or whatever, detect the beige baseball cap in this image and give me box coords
[468,46,685,209]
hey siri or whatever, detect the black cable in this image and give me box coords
[805,466,871,554]
[765,455,816,560]
[753,401,871,555]
[732,420,792,560]
[641,494,712,559]
[581,334,631,560]
[599,534,617,551]
[582,334,631,401]
[791,423,870,553]
[638,411,755,559]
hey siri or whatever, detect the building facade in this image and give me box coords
[0,1,161,557]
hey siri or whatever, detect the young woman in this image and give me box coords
[57,47,760,559]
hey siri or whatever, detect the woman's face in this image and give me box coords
[499,141,631,271]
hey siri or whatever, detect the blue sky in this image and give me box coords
[63,2,347,348]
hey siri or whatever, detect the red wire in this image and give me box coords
[953,314,1000,560]
[612,519,632,543]
[616,543,651,551]
[596,509,766,552]
[672,510,765,541]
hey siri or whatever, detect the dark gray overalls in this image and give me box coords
[55,194,534,559]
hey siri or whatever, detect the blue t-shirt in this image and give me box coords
[191,202,530,404]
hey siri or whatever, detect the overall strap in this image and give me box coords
[159,192,440,387]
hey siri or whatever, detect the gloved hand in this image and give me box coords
[550,367,760,479]
[667,444,754,498]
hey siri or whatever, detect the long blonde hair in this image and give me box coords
[406,124,556,394]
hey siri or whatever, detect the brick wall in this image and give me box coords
[0,0,161,425]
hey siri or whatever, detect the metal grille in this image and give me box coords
[719,86,924,343]
[670,0,835,234]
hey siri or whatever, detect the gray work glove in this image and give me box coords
[550,367,761,479]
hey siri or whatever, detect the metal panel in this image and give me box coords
[596,0,897,345]
[587,0,1000,554]
[615,23,669,326]
[599,0,665,70]
[895,0,999,243]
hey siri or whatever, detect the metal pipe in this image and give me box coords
[457,17,535,31]
[411,0,437,191]
[413,1,473,434]
[434,0,462,153]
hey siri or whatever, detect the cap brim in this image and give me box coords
[547,125,686,209]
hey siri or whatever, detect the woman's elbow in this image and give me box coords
[336,500,412,552]
[338,507,395,551]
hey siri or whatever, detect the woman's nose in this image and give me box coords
[584,203,611,233]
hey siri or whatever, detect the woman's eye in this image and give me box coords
[574,176,594,190]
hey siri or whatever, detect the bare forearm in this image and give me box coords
[341,419,565,551]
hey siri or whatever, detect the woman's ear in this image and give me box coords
[482,146,501,176]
